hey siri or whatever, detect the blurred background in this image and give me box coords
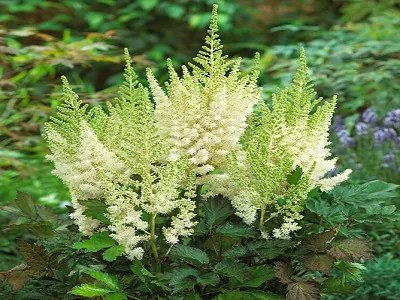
[0,0,399,298]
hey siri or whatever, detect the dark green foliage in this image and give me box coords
[1,182,399,299]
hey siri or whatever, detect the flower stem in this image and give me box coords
[150,212,160,273]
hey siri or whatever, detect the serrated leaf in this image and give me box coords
[106,292,128,300]
[274,261,293,284]
[215,223,256,238]
[3,222,56,238]
[327,239,374,261]
[287,282,321,300]
[103,245,125,262]
[84,269,120,291]
[83,199,111,224]
[303,254,335,275]
[239,265,275,288]
[196,272,220,287]
[165,267,198,293]
[247,240,295,259]
[320,278,356,294]
[4,264,30,291]
[217,290,284,300]
[15,191,37,219]
[205,196,235,226]
[331,180,398,203]
[130,259,157,292]
[334,261,367,282]
[214,260,249,283]
[172,245,209,267]
[222,246,248,258]
[71,231,115,252]
[70,284,113,296]
[307,228,339,252]
[287,166,303,185]
[18,241,48,271]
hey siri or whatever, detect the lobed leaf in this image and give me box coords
[84,269,121,291]
[327,239,374,261]
[103,245,125,262]
[70,284,113,296]
[274,261,293,284]
[286,282,321,300]
[172,244,209,267]
[71,231,115,252]
[303,254,335,275]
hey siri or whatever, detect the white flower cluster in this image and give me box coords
[147,6,261,197]
[47,121,127,235]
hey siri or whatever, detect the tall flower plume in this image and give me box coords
[146,4,261,197]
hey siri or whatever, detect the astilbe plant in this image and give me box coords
[2,4,399,300]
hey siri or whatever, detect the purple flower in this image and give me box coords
[383,152,395,164]
[337,129,355,146]
[362,108,377,124]
[383,109,400,129]
[374,128,397,144]
[355,122,368,136]
[332,115,345,134]
[327,166,339,177]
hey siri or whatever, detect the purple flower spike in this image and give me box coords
[362,108,377,124]
[374,128,397,144]
[355,122,368,136]
[383,109,400,129]
[337,129,355,146]
[332,115,345,134]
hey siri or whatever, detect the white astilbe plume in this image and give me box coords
[228,48,351,239]
[162,172,198,245]
[147,4,261,197]
[45,78,127,235]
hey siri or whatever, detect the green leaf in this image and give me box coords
[303,254,335,275]
[84,269,120,291]
[103,245,125,262]
[70,284,113,296]
[139,0,158,11]
[334,261,367,282]
[214,260,249,283]
[165,267,198,293]
[196,272,220,287]
[247,240,295,259]
[106,292,128,300]
[218,290,284,300]
[130,259,157,292]
[215,223,256,238]
[83,200,110,225]
[307,228,338,252]
[286,282,320,300]
[172,245,209,267]
[71,232,115,252]
[287,166,303,185]
[15,191,37,219]
[331,181,398,203]
[239,265,275,288]
[327,239,374,261]
[274,262,293,284]
[222,246,248,258]
[205,196,235,226]
[320,278,356,294]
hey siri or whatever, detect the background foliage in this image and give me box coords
[1,0,400,298]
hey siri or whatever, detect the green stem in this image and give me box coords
[150,212,160,273]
